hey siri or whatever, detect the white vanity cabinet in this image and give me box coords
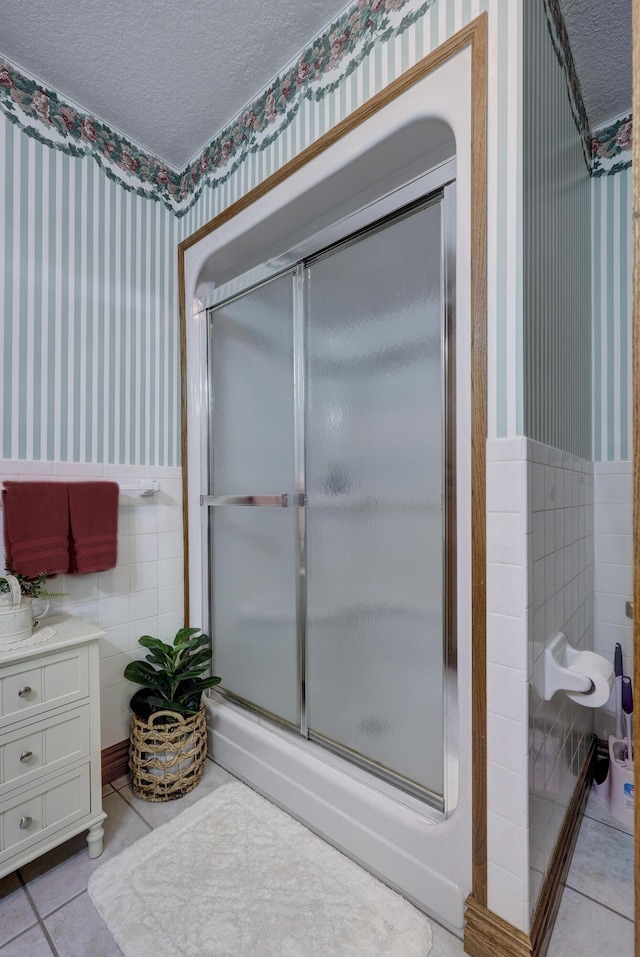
[0,615,106,879]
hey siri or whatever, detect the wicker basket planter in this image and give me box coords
[129,705,207,802]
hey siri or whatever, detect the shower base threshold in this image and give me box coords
[205,697,469,933]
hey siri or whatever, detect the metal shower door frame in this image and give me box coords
[202,178,458,815]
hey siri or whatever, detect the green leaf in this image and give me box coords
[173,627,202,646]
[126,662,173,692]
[172,634,209,655]
[170,668,207,683]
[178,648,212,670]
[148,692,201,715]
[175,675,221,700]
[173,650,210,670]
[124,661,165,687]
[175,646,211,665]
[140,649,173,669]
[146,695,183,719]
[174,664,209,679]
[172,642,198,657]
[139,635,173,655]
[196,675,222,689]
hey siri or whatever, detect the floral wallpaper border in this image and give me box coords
[592,113,633,177]
[0,0,434,216]
[1,0,631,215]
[0,60,184,206]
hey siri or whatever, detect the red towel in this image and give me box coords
[68,482,119,573]
[2,481,70,578]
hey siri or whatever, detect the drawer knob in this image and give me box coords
[19,751,33,763]
[19,815,33,830]
[18,686,32,699]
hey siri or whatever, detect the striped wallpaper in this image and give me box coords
[523,0,592,460]
[0,108,180,466]
[592,166,632,462]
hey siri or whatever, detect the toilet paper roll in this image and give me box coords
[565,651,614,708]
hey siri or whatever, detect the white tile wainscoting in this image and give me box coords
[486,437,531,930]
[485,437,596,932]
[592,461,633,740]
[0,461,184,750]
[527,440,594,919]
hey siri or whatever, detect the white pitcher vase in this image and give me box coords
[0,575,49,647]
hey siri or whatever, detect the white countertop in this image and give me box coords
[0,613,103,665]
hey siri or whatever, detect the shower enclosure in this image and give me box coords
[203,190,455,810]
[182,48,478,929]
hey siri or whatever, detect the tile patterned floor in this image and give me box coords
[0,766,634,956]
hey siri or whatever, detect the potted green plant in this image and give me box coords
[124,627,221,802]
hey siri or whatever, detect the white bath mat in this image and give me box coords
[88,781,432,957]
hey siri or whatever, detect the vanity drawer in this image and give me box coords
[0,763,91,864]
[0,647,89,728]
[0,705,91,798]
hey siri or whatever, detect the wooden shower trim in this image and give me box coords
[178,10,488,912]
[632,1,639,949]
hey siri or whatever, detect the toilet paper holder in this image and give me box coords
[543,632,594,701]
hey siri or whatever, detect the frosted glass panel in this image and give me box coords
[305,202,445,794]
[211,508,299,725]
[209,273,295,495]
[208,273,299,726]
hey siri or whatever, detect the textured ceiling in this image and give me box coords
[559,0,632,128]
[0,0,632,169]
[0,0,349,169]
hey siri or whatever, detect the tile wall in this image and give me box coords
[486,436,597,931]
[486,436,530,930]
[593,460,633,739]
[528,440,594,918]
[0,460,184,749]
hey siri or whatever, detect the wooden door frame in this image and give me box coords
[632,0,639,948]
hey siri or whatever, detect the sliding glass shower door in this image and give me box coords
[206,274,301,726]
[205,192,453,803]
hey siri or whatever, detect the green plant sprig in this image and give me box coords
[0,564,66,600]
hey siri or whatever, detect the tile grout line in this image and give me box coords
[0,916,39,953]
[560,881,634,923]
[28,888,87,922]
[110,782,157,831]
[582,808,634,838]
[15,872,61,957]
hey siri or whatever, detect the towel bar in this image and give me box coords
[0,480,160,502]
[118,481,160,497]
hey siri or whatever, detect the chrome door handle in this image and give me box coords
[281,494,307,507]
[18,686,32,698]
[19,751,33,763]
[19,816,32,830]
[201,494,306,507]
